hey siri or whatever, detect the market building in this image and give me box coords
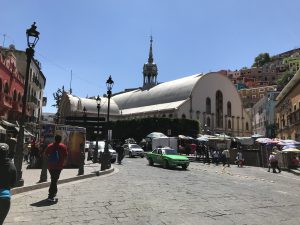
[59,38,251,137]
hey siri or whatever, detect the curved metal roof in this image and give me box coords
[112,73,203,109]
[65,94,120,115]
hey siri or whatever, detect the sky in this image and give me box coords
[1,0,300,113]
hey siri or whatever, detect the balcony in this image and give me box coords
[0,92,13,109]
[289,109,300,126]
[28,95,39,105]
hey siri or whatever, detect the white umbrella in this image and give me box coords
[146,132,167,138]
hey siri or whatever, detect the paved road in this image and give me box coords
[5,158,300,225]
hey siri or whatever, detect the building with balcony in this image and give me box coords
[275,69,300,140]
[0,47,24,121]
[12,47,46,125]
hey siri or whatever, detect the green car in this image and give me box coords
[146,147,190,169]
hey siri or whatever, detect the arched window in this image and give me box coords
[227,101,232,117]
[13,90,17,101]
[206,117,211,127]
[216,90,223,128]
[168,114,173,118]
[206,97,211,114]
[196,110,200,120]
[162,114,166,118]
[4,82,9,94]
[182,114,186,119]
[228,120,231,129]
[246,122,249,131]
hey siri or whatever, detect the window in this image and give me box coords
[206,117,211,127]
[4,82,9,94]
[168,114,173,118]
[228,120,231,129]
[13,90,17,101]
[246,122,249,131]
[252,95,256,99]
[227,101,232,117]
[18,93,21,102]
[216,90,223,128]
[206,97,211,114]
[182,114,186,119]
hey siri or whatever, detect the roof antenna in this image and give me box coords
[69,70,73,94]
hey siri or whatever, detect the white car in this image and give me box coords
[88,141,117,163]
[123,143,144,158]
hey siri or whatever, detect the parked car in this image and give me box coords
[146,147,189,169]
[87,141,117,163]
[123,143,144,158]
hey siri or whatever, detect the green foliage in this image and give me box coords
[110,117,199,143]
[52,86,65,108]
[276,71,294,88]
[252,53,271,67]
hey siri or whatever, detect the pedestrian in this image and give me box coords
[6,134,17,160]
[212,149,219,165]
[0,143,17,225]
[268,152,281,173]
[222,149,230,167]
[45,135,68,202]
[116,143,124,164]
[236,151,244,167]
[203,144,210,164]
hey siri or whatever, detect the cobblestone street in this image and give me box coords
[5,158,300,225]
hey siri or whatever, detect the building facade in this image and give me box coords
[252,91,279,137]
[239,85,277,108]
[275,69,300,140]
[59,38,252,137]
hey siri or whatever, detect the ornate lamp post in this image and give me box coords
[101,75,114,171]
[15,22,40,186]
[93,95,101,163]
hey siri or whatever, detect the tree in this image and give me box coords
[252,53,271,67]
[52,86,65,122]
[276,71,294,89]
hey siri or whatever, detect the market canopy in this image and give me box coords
[146,132,167,138]
[281,148,300,153]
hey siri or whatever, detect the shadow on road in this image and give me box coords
[30,199,58,207]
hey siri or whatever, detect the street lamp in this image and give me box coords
[101,75,114,171]
[93,95,101,163]
[15,22,40,186]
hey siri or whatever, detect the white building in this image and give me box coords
[59,38,251,137]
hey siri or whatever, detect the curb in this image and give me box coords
[11,167,114,195]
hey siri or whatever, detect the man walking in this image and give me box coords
[45,135,68,202]
[222,149,230,167]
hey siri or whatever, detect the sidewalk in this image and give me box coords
[11,160,114,195]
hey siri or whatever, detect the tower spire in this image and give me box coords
[143,36,158,89]
[148,35,153,64]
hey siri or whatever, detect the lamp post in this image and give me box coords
[15,22,40,187]
[101,75,114,171]
[93,95,101,163]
